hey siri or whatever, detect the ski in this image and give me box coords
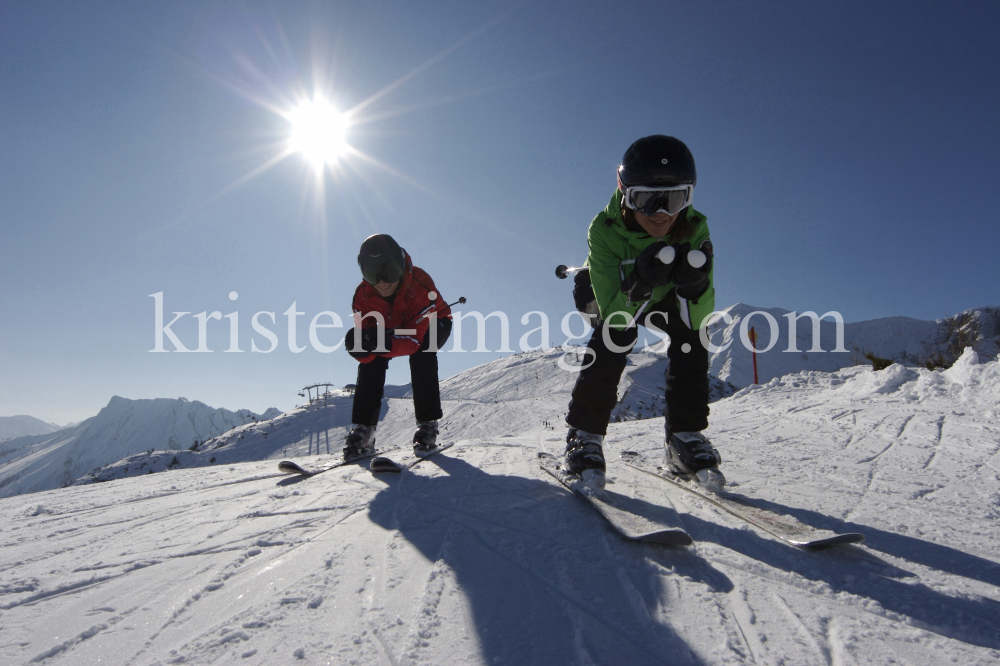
[370,442,455,473]
[621,451,865,550]
[277,450,385,478]
[537,452,692,546]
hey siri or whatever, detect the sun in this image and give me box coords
[286,96,350,168]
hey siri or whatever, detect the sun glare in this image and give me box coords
[287,97,350,168]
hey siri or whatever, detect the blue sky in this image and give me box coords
[2,1,999,423]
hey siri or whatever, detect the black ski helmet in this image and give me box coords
[617,135,697,191]
[358,234,406,285]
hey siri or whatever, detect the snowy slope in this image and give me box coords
[706,303,1000,387]
[0,397,279,497]
[0,416,63,440]
[1,350,999,665]
[71,348,735,486]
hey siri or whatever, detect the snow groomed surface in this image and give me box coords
[2,347,1000,664]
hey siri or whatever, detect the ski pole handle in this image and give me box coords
[655,245,676,265]
[687,249,707,269]
[556,264,589,279]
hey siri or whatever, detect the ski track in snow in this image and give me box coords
[1,349,1000,664]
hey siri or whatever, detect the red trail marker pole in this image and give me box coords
[749,327,760,385]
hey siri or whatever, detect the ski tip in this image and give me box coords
[278,461,305,474]
[370,456,402,473]
[643,530,694,546]
[799,533,867,550]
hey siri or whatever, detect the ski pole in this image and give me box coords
[358,297,467,344]
[414,296,466,325]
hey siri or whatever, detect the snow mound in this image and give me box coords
[848,363,920,396]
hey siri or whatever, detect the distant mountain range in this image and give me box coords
[0,396,279,497]
[705,304,999,388]
[0,415,63,440]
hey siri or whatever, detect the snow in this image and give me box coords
[66,349,732,486]
[2,347,999,664]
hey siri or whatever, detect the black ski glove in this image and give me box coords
[345,327,369,359]
[620,271,654,302]
[361,326,394,354]
[344,327,367,359]
[621,241,676,302]
[344,326,390,358]
[671,241,713,300]
[573,269,596,313]
[634,241,676,287]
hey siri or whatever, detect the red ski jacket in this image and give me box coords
[350,251,452,363]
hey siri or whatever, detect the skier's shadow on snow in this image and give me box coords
[367,452,729,666]
[675,510,1000,650]
[304,426,333,456]
[292,398,386,457]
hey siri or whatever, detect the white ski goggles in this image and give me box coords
[623,185,694,216]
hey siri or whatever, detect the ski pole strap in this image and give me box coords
[618,258,636,283]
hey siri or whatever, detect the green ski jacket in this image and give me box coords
[586,189,715,331]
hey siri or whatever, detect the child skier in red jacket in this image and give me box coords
[343,234,453,459]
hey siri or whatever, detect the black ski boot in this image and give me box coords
[565,429,606,488]
[666,431,725,489]
[413,420,439,456]
[343,424,376,460]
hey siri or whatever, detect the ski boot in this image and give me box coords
[666,431,725,490]
[565,429,606,488]
[343,424,376,460]
[413,420,440,456]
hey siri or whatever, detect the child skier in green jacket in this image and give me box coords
[565,135,723,489]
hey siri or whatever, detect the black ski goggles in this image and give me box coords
[361,259,404,286]
[623,185,694,216]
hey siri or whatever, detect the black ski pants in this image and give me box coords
[351,318,453,427]
[566,295,710,436]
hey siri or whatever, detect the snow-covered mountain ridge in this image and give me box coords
[2,351,998,664]
[0,416,63,441]
[0,396,279,497]
[706,303,1000,387]
[73,348,736,486]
